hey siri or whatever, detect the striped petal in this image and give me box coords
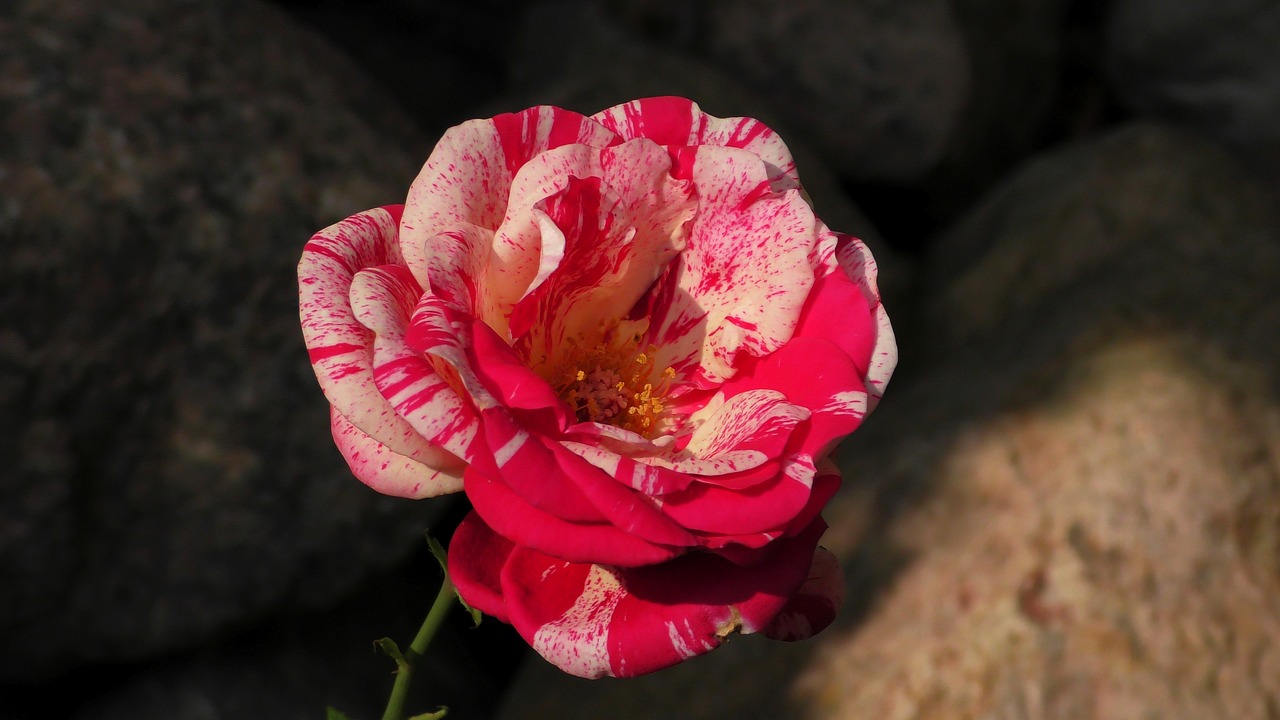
[592,96,799,187]
[299,205,463,476]
[499,516,827,678]
[330,408,463,498]
[350,265,481,462]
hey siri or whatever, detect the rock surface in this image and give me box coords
[494,125,1280,718]
[0,0,450,682]
[1106,0,1280,179]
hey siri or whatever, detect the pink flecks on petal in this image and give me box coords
[402,221,499,325]
[510,141,696,363]
[676,389,809,468]
[763,545,843,641]
[500,518,826,678]
[490,105,621,176]
[448,512,515,624]
[833,232,897,409]
[647,146,818,386]
[591,97,799,186]
[330,408,463,498]
[350,266,480,462]
[299,206,458,468]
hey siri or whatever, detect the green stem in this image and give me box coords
[380,576,456,720]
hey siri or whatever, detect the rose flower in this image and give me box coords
[299,97,896,678]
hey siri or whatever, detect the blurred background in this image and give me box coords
[2,1,1278,718]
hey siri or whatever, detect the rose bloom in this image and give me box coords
[299,97,896,678]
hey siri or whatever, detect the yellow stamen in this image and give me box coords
[538,320,675,436]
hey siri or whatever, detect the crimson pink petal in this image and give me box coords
[470,406,698,548]
[723,337,869,461]
[658,456,815,536]
[792,267,877,377]
[500,518,827,678]
[448,512,514,624]
[464,465,679,568]
[467,318,569,435]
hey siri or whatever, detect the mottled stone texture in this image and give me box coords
[1107,0,1280,179]
[496,125,1280,719]
[0,0,447,681]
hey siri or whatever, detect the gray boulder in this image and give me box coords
[0,0,450,681]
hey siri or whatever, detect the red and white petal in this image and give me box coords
[300,206,456,467]
[763,545,843,641]
[401,221,498,323]
[349,266,481,462]
[834,233,897,409]
[400,107,617,246]
[591,96,799,186]
[510,140,696,361]
[330,408,463,498]
[500,517,826,678]
[447,511,514,624]
[647,146,818,385]
[658,455,817,536]
[722,338,869,461]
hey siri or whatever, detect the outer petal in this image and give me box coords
[330,408,463,498]
[834,233,897,408]
[400,106,618,242]
[448,511,514,624]
[299,205,463,475]
[722,337,869,461]
[501,517,827,678]
[464,464,681,568]
[591,96,799,186]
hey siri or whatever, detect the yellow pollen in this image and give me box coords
[544,325,675,436]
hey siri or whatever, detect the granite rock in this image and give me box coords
[0,0,450,681]
[1106,0,1280,179]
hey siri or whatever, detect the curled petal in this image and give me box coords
[330,408,463,498]
[299,206,462,475]
[834,233,897,408]
[448,512,514,623]
[500,517,827,678]
[591,97,799,186]
[464,464,681,568]
[658,455,816,536]
[350,266,481,462]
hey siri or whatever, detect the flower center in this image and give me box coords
[546,326,676,436]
